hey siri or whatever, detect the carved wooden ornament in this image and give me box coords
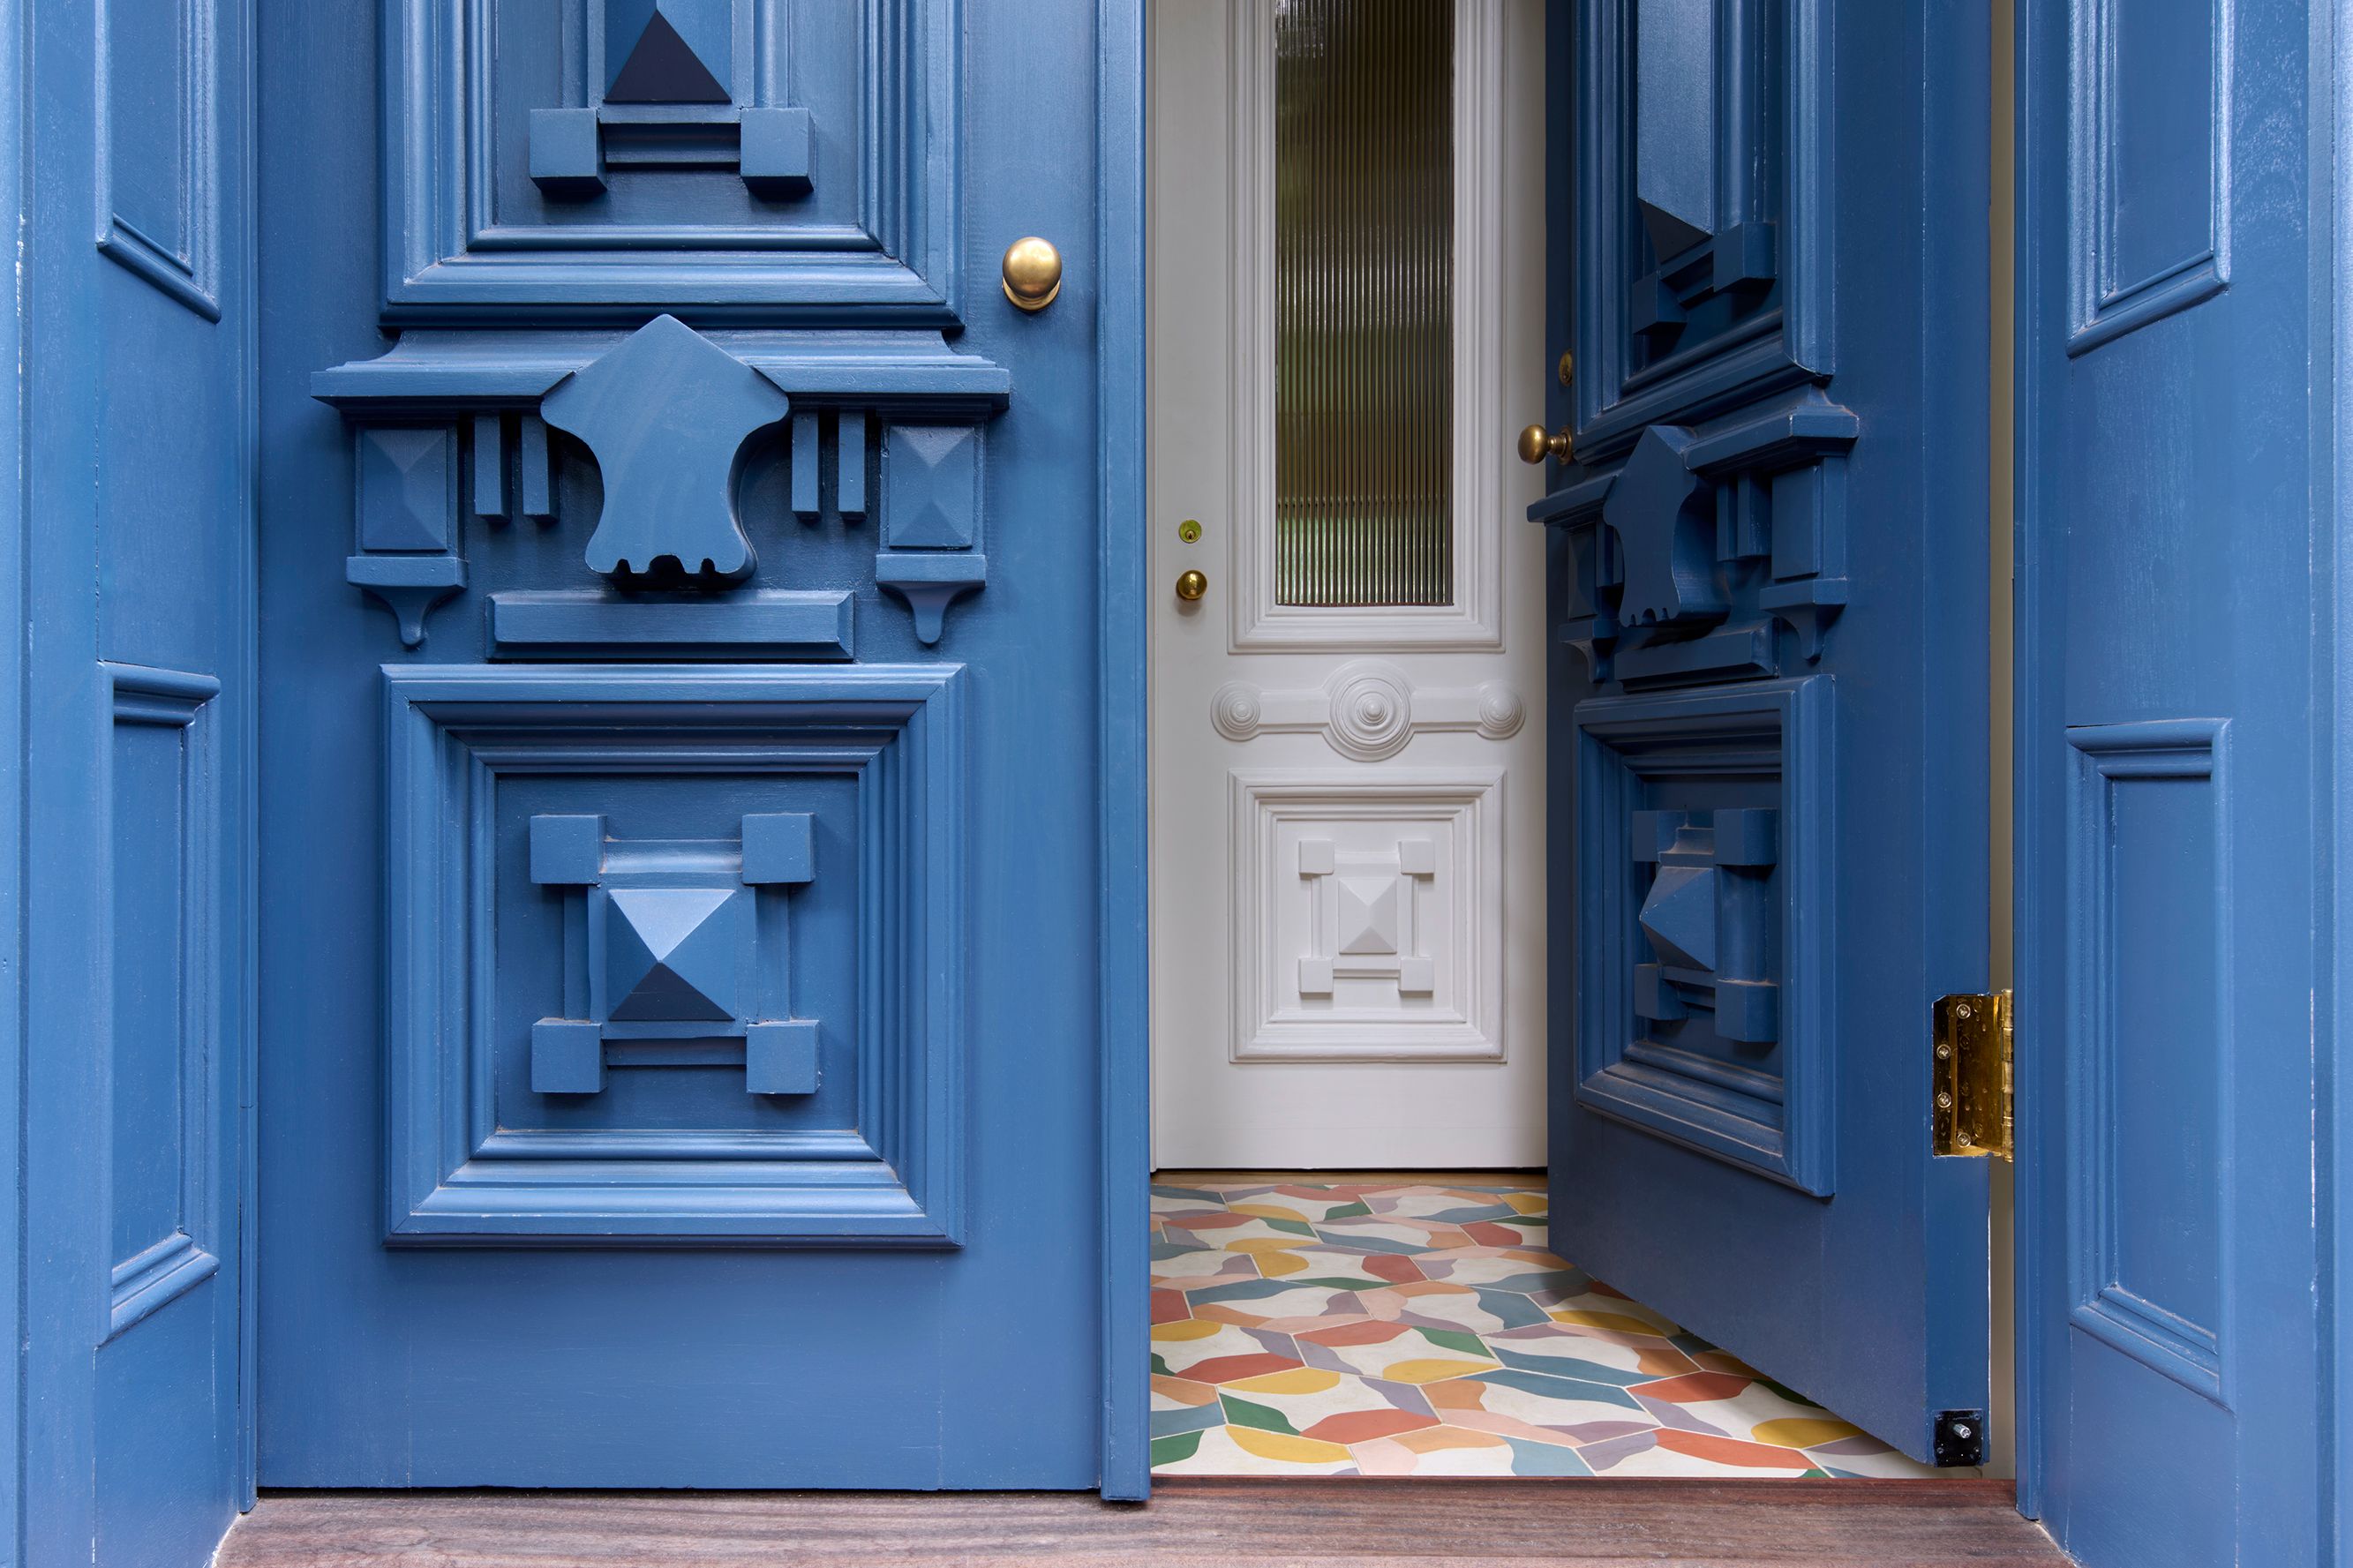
[540,314,789,581]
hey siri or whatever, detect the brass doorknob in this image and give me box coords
[1175,568,1208,602]
[1517,424,1573,465]
[1002,236,1063,311]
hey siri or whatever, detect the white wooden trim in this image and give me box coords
[1227,767,1507,1062]
[1224,0,1508,651]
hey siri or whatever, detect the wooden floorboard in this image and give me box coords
[217,1480,2066,1567]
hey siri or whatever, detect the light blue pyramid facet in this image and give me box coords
[605,887,743,1021]
[1637,863,1718,972]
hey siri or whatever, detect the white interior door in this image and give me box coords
[1148,0,1548,1169]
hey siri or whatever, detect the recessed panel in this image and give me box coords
[2068,0,2230,352]
[1572,678,1831,1194]
[2066,720,2228,1398]
[382,664,966,1244]
[102,664,222,1335]
[1229,769,1501,1062]
[109,719,192,1268]
[387,0,961,320]
[1576,0,1818,454]
[97,0,220,317]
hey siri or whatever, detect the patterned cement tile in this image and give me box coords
[1146,1177,1958,1480]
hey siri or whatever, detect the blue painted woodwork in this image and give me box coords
[1093,0,1151,1501]
[739,107,816,199]
[541,314,789,579]
[605,0,731,103]
[2014,0,2340,1558]
[487,589,856,659]
[1632,0,1717,259]
[357,425,456,550]
[389,0,958,322]
[255,0,1142,1496]
[876,552,989,647]
[347,553,466,649]
[318,329,1004,647]
[1540,0,1988,1462]
[14,0,258,1558]
[1571,680,1831,1194]
[381,664,962,1244]
[885,425,983,548]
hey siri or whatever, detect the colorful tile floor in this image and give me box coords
[1150,1176,1946,1478]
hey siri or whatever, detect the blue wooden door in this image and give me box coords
[253,0,1145,1489]
[1535,0,1992,1463]
[19,0,258,1558]
[2016,0,2334,1560]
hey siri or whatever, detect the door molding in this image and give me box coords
[1094,0,1151,1504]
[1223,0,1508,650]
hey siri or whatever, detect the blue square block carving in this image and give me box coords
[528,107,606,199]
[530,814,605,885]
[357,426,455,551]
[1574,677,1831,1194]
[740,107,814,198]
[531,1020,605,1094]
[741,812,814,884]
[747,1021,820,1095]
[883,424,980,549]
[382,664,967,1246]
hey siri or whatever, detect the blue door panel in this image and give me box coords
[2017,0,2330,1559]
[257,0,1117,1489]
[23,0,256,1558]
[1538,0,1990,1462]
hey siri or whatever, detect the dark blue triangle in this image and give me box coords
[607,5,728,104]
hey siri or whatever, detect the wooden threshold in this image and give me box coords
[218,1479,2064,1567]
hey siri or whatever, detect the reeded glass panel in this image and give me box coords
[1274,0,1455,608]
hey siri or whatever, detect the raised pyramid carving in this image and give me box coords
[605,0,730,104]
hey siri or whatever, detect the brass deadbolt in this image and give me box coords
[1175,568,1208,602]
[1517,424,1573,465]
[1002,236,1063,311]
[1178,519,1203,544]
[1558,350,1575,386]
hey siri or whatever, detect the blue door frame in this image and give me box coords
[3,0,2353,1554]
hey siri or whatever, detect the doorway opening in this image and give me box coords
[1141,0,1968,1483]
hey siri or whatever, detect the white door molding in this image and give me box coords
[1211,659,1526,762]
[1229,769,1507,1062]
[1223,0,1508,650]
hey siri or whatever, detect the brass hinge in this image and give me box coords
[1932,992,2012,1160]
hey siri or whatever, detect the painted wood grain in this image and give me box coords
[218,1480,2064,1567]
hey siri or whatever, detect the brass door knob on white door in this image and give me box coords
[1174,568,1208,602]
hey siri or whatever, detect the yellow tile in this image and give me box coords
[1227,1426,1355,1465]
[1752,1418,1865,1449]
[1549,1310,1668,1334]
[1151,1319,1228,1342]
[1224,1367,1343,1395]
[1379,1358,1500,1384]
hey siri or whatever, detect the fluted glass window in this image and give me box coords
[1274,0,1455,608]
